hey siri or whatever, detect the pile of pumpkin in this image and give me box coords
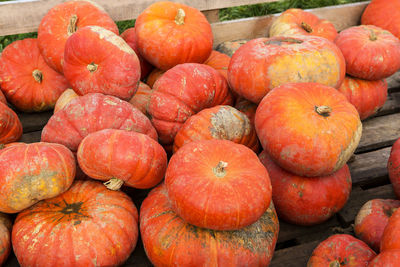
[1,0,400,266]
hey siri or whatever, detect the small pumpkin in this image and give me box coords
[380,207,400,251]
[204,50,231,80]
[387,138,400,199]
[128,82,152,116]
[145,68,165,88]
[234,97,257,126]
[0,213,11,266]
[0,102,23,145]
[367,249,400,267]
[53,89,78,113]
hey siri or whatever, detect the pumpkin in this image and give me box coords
[63,26,140,101]
[307,234,376,266]
[146,68,165,88]
[0,102,22,145]
[173,105,259,153]
[148,63,233,145]
[128,82,152,116]
[235,97,257,126]
[0,91,5,105]
[216,39,249,57]
[77,129,167,190]
[53,89,78,113]
[0,38,69,112]
[387,138,400,199]
[0,213,11,266]
[37,0,118,73]
[204,50,231,80]
[166,139,271,230]
[0,142,75,213]
[380,207,400,251]
[228,36,346,103]
[334,25,400,80]
[135,1,213,70]
[120,27,153,80]
[255,82,362,177]
[12,180,138,267]
[338,76,388,120]
[259,151,351,225]
[269,8,338,41]
[367,249,400,267]
[354,199,400,252]
[41,93,157,152]
[141,183,279,266]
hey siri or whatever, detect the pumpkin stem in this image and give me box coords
[104,178,124,191]
[32,69,43,83]
[329,260,341,267]
[87,63,98,73]
[213,161,228,178]
[315,105,332,117]
[175,8,186,25]
[301,22,313,33]
[67,14,78,36]
[369,29,377,41]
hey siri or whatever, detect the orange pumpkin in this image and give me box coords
[234,97,257,126]
[368,249,400,266]
[216,39,249,57]
[53,89,78,113]
[38,0,118,73]
[380,207,400,251]
[0,213,11,266]
[0,102,22,145]
[128,82,152,116]
[204,50,231,80]
[0,91,5,105]
[135,1,213,70]
[145,68,165,88]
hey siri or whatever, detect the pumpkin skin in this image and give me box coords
[37,0,118,73]
[0,102,22,144]
[387,138,400,198]
[148,63,233,145]
[354,199,400,252]
[235,97,257,126]
[63,26,141,101]
[146,68,165,88]
[307,234,376,266]
[216,39,249,57]
[259,151,351,226]
[173,105,259,153]
[334,25,400,80]
[166,140,272,230]
[0,142,75,213]
[228,36,346,103]
[0,38,69,112]
[269,8,338,41]
[255,82,362,177]
[0,213,11,266]
[135,1,213,70]
[380,207,400,251]
[140,183,279,267]
[204,50,231,80]
[0,91,5,105]
[338,76,388,120]
[41,93,157,152]
[128,82,152,116]
[368,249,400,267]
[53,88,78,113]
[12,180,138,267]
[77,129,167,190]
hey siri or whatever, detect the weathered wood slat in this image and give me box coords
[373,92,400,118]
[17,110,52,133]
[20,131,41,143]
[271,241,319,267]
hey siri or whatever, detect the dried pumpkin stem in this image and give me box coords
[329,260,341,267]
[67,14,78,36]
[175,8,185,25]
[32,69,43,83]
[315,105,332,117]
[87,63,98,73]
[301,22,313,33]
[369,29,377,41]
[104,178,124,191]
[213,161,228,178]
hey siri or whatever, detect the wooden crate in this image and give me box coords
[2,0,399,266]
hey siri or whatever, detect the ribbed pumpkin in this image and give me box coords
[216,39,248,57]
[12,180,138,267]
[53,89,78,113]
[334,25,400,80]
[0,213,11,266]
[141,183,279,266]
[235,97,257,126]
[380,208,400,251]
[0,142,75,213]
[338,76,387,120]
[166,140,271,230]
[228,36,346,103]
[146,68,165,88]
[0,102,22,145]
[368,249,400,267]
[77,129,167,190]
[388,138,400,198]
[42,93,157,152]
[148,63,233,145]
[135,1,213,70]
[204,50,231,80]
[0,38,69,112]
[269,8,338,41]
[128,82,152,116]
[173,105,259,153]
[255,83,362,177]
[259,151,351,226]
[0,91,5,104]
[37,0,118,73]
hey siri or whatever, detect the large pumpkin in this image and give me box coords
[128,82,152,116]
[334,25,400,80]
[41,93,157,152]
[259,151,351,226]
[255,82,362,177]
[367,249,400,267]
[135,1,213,70]
[0,213,11,266]
[140,183,279,266]
[388,138,400,198]
[228,36,346,103]
[0,102,22,145]
[380,207,400,251]
[77,129,167,190]
[12,180,138,267]
[165,140,271,230]
[37,0,118,73]
[148,63,233,145]
[0,142,75,213]
[0,38,69,112]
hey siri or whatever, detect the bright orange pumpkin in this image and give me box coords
[0,102,22,145]
[128,82,152,116]
[145,68,165,88]
[204,50,231,80]
[368,249,400,266]
[380,207,400,251]
[0,213,11,266]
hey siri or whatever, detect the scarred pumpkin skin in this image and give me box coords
[204,50,231,80]
[380,207,400,251]
[235,97,257,126]
[388,138,400,198]
[259,151,351,226]
[53,89,78,113]
[255,83,362,177]
[0,142,76,213]
[140,183,279,267]
[334,25,400,80]
[135,1,213,70]
[0,213,11,266]
[354,199,400,252]
[148,63,233,145]
[173,105,259,153]
[338,76,388,120]
[368,249,400,267]
[307,234,376,267]
[41,93,158,152]
[228,35,346,103]
[38,0,118,73]
[166,140,271,230]
[0,102,22,145]
[12,180,138,267]
[129,82,152,116]
[77,129,167,190]
[146,68,165,88]
[0,38,69,112]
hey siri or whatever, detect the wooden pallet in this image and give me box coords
[2,0,399,266]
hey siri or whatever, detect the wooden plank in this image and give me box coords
[373,92,400,118]
[203,10,220,23]
[17,110,52,133]
[387,71,400,90]
[271,241,319,267]
[20,131,41,143]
